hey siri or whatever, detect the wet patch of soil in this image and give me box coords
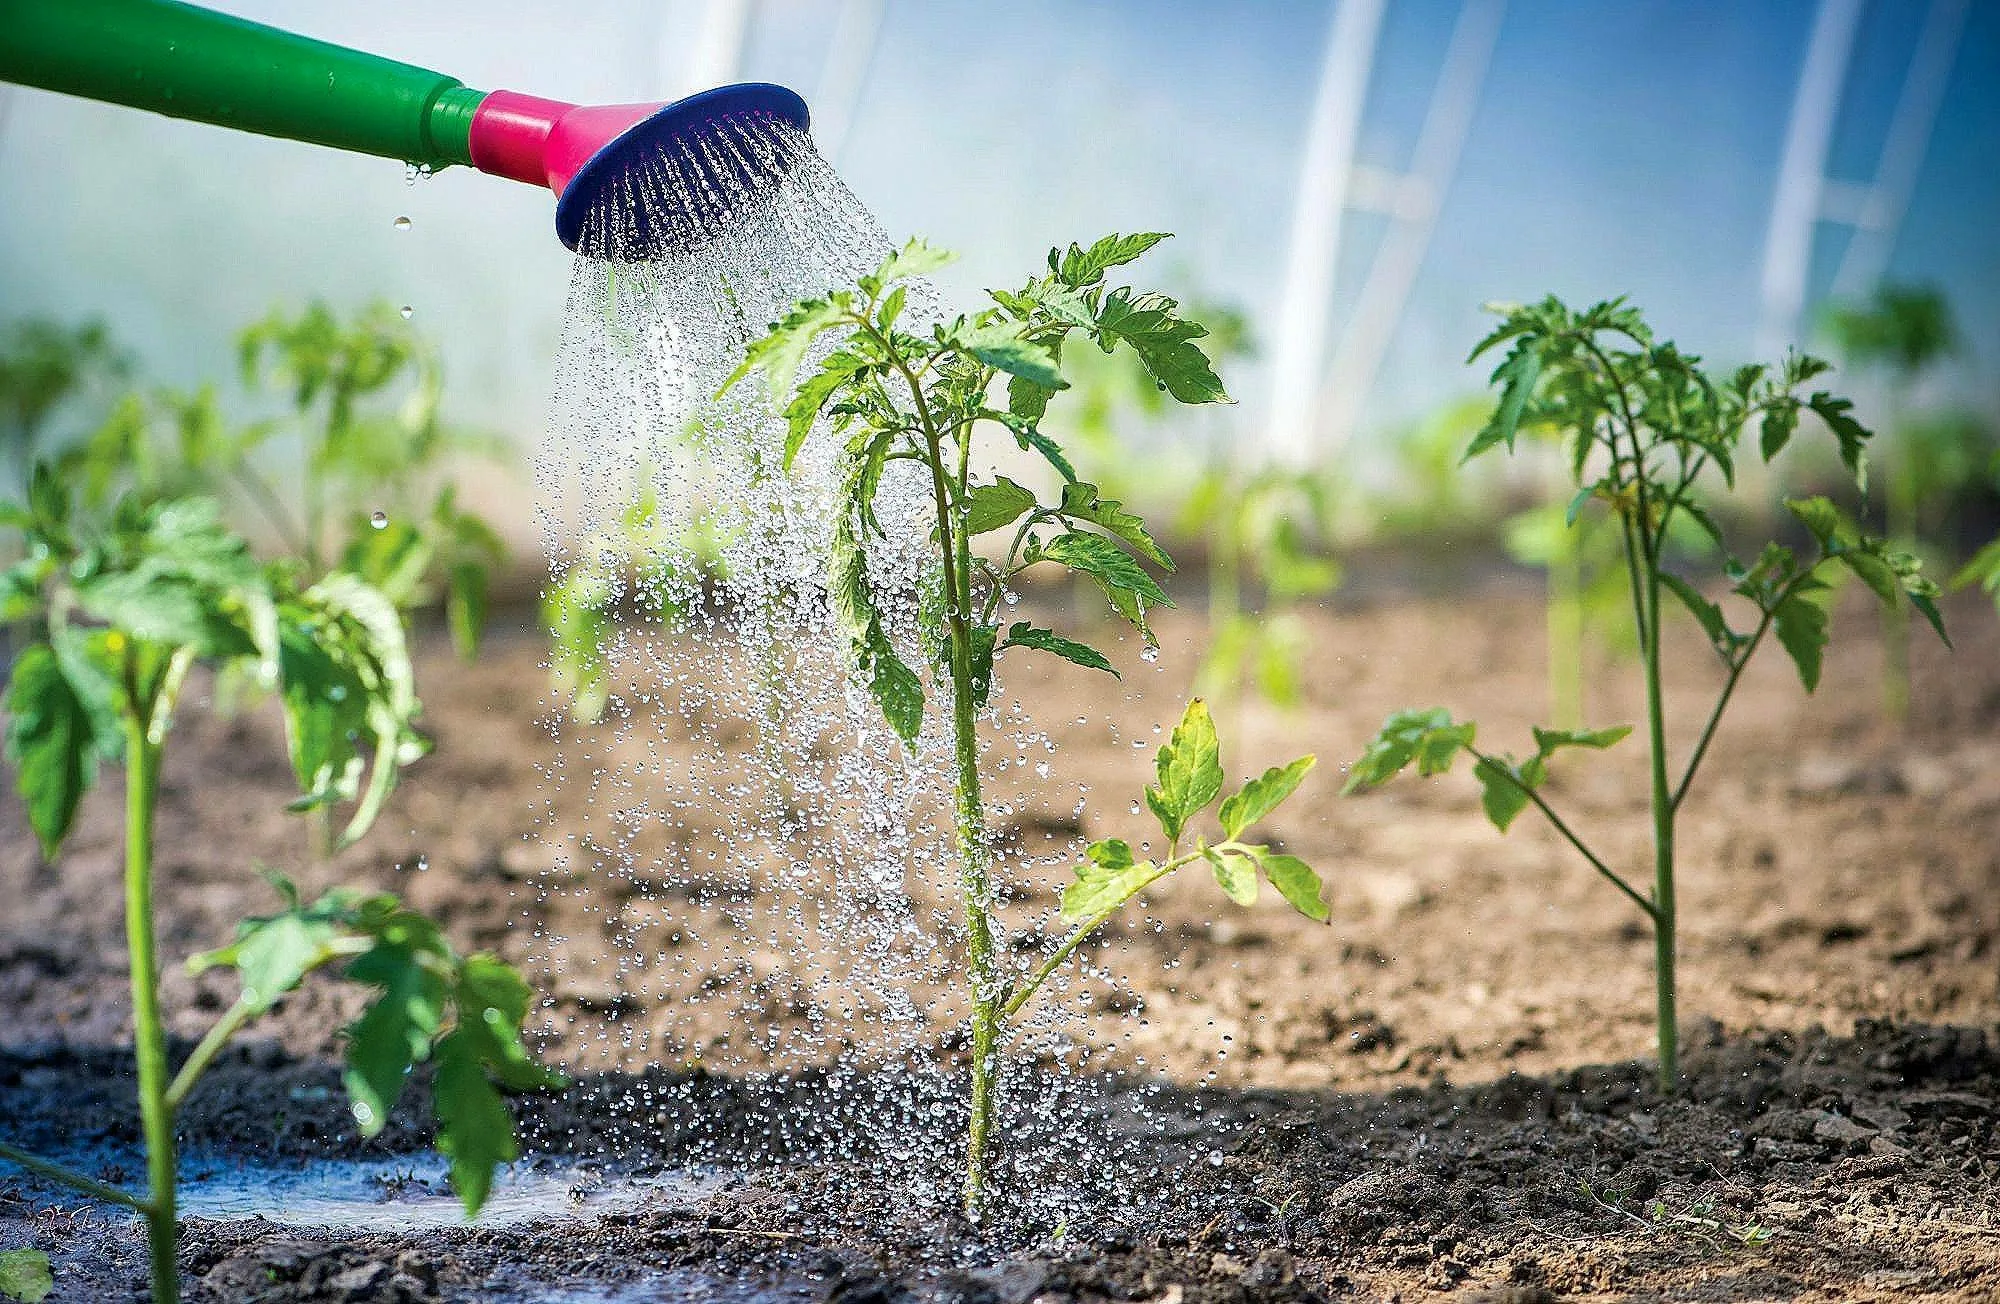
[3,1018,1997,1301]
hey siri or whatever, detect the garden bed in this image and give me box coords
[4,582,1997,1301]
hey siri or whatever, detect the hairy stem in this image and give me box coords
[0,1140,148,1211]
[123,711,181,1304]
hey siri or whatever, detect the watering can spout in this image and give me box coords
[0,0,811,260]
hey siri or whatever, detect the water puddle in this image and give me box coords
[175,1154,724,1231]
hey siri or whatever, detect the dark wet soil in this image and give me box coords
[5,586,2000,1299]
[3,1017,1997,1301]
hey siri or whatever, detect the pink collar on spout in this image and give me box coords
[469,90,667,196]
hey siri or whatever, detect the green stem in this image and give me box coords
[122,713,181,1304]
[0,1140,149,1211]
[1465,748,1654,919]
[165,999,259,1113]
[1639,560,1677,1094]
[889,339,999,1217]
[999,855,1192,1022]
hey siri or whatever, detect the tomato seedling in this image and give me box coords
[724,234,1327,1214]
[1346,296,1947,1092]
[0,472,558,1304]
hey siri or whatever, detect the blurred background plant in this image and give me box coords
[1824,284,1998,718]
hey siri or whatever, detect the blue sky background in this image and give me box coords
[2,0,1994,494]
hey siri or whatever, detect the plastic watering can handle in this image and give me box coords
[0,0,485,170]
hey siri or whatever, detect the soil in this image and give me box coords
[3,579,1998,1301]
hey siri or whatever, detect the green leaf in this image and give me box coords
[1530,724,1634,756]
[0,1249,52,1304]
[960,324,1066,391]
[1658,572,1732,654]
[873,238,956,286]
[3,644,104,859]
[1094,288,1229,404]
[962,477,1039,537]
[1051,232,1170,287]
[1146,698,1223,843]
[1807,391,1871,489]
[1203,845,1259,906]
[1007,372,1056,423]
[431,1027,515,1218]
[1785,495,1847,552]
[1000,622,1116,676]
[1344,708,1474,793]
[1060,838,1159,921]
[1037,531,1172,641]
[1057,481,1173,569]
[1464,342,1542,461]
[342,939,448,1136]
[1759,400,1799,462]
[1773,586,1831,692]
[782,349,869,469]
[187,886,362,1012]
[1258,851,1329,922]
[1473,756,1532,831]
[446,560,487,662]
[719,296,847,405]
[1218,755,1316,839]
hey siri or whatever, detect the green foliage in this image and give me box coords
[0,317,129,497]
[1065,698,1325,924]
[190,882,563,1215]
[48,302,506,663]
[1823,284,1957,380]
[1349,295,1948,1093]
[2,477,420,854]
[726,233,1315,1211]
[0,1250,52,1304]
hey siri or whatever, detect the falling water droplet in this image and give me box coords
[392,215,412,231]
[370,510,389,530]
[399,306,414,320]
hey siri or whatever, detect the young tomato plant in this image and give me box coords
[1181,465,1342,727]
[724,234,1327,1214]
[1345,296,1947,1092]
[0,472,558,1304]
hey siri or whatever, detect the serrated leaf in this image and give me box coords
[1807,391,1871,489]
[1094,289,1229,404]
[1203,845,1259,906]
[874,238,956,285]
[1038,531,1172,641]
[782,350,869,469]
[1773,587,1830,692]
[1344,708,1474,792]
[1052,232,1170,287]
[961,324,1066,390]
[189,894,353,1012]
[1146,698,1223,843]
[1218,755,1315,839]
[962,477,1039,537]
[1258,851,1329,922]
[719,296,847,405]
[1465,342,1542,462]
[1007,372,1056,423]
[1760,400,1799,462]
[1000,622,1116,676]
[1057,481,1173,569]
[1785,495,1847,552]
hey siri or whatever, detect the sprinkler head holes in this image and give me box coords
[554,84,813,263]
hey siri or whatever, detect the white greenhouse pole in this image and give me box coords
[1830,0,1969,301]
[1317,0,1504,451]
[1265,0,1387,468]
[664,0,754,100]
[1757,0,1863,360]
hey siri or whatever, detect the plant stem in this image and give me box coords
[1639,561,1677,1093]
[0,1141,148,1211]
[165,999,259,1113]
[998,856,1190,1022]
[122,714,181,1304]
[1465,748,1654,919]
[895,343,999,1216]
